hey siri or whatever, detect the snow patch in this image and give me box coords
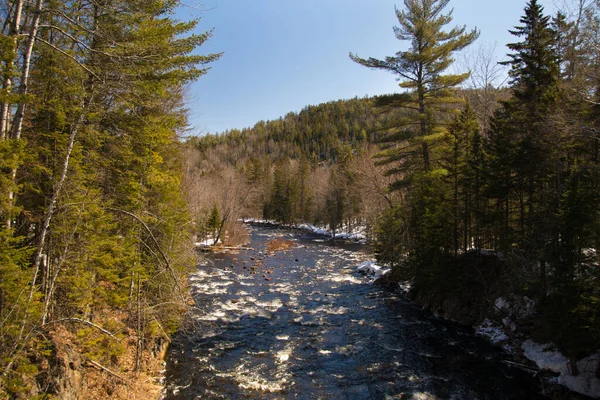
[583,248,597,258]
[522,340,600,398]
[243,218,368,242]
[476,319,509,345]
[398,280,412,293]
[356,261,390,278]
[194,237,221,246]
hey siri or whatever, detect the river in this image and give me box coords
[163,224,546,399]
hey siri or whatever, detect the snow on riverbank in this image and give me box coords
[522,340,600,398]
[475,296,600,399]
[355,261,390,278]
[194,238,219,247]
[242,218,368,242]
[475,319,509,345]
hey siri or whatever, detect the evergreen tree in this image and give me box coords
[325,167,345,237]
[488,0,561,254]
[350,0,478,181]
[297,155,313,221]
[502,0,560,115]
[207,203,222,244]
[0,0,220,394]
[352,0,478,285]
[481,0,600,359]
[444,103,480,254]
[266,161,298,224]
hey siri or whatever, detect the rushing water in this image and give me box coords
[164,224,545,399]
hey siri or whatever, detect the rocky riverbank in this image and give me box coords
[11,311,169,400]
[375,254,600,400]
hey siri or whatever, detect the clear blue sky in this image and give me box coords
[176,0,558,136]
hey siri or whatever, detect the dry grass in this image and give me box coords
[44,310,166,400]
[266,239,295,254]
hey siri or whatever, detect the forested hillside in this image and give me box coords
[184,96,406,243]
[185,93,507,243]
[0,0,219,398]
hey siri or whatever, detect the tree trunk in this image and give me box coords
[135,271,142,372]
[29,108,86,305]
[10,0,44,142]
[6,0,45,228]
[417,68,430,171]
[41,200,87,325]
[0,0,23,141]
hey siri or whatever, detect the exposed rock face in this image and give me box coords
[36,324,167,400]
[54,348,85,399]
[48,327,86,400]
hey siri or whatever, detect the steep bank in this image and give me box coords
[5,311,170,400]
[376,253,600,399]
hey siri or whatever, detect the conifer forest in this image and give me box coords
[1,0,600,398]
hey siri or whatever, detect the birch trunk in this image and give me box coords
[0,0,23,141]
[29,108,86,305]
[5,0,44,228]
[10,0,44,142]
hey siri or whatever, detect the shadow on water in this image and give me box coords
[164,224,546,399]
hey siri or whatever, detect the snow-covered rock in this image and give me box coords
[476,319,509,345]
[522,340,600,398]
[356,261,390,278]
[398,280,412,294]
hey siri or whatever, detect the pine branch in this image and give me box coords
[105,207,186,302]
[43,318,121,341]
[36,37,103,83]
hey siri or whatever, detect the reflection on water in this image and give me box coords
[164,224,545,399]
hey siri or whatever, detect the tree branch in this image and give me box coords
[86,359,130,383]
[36,37,103,83]
[105,207,186,302]
[43,318,121,341]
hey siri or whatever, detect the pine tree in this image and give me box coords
[350,0,478,181]
[0,0,221,394]
[207,203,222,244]
[502,0,560,115]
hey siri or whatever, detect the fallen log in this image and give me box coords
[196,244,253,251]
[86,359,129,383]
[502,360,539,374]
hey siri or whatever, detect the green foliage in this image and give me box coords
[368,0,600,360]
[189,96,396,167]
[206,203,222,243]
[374,205,408,272]
[503,0,560,112]
[0,0,219,395]
[76,327,125,366]
[350,0,478,177]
